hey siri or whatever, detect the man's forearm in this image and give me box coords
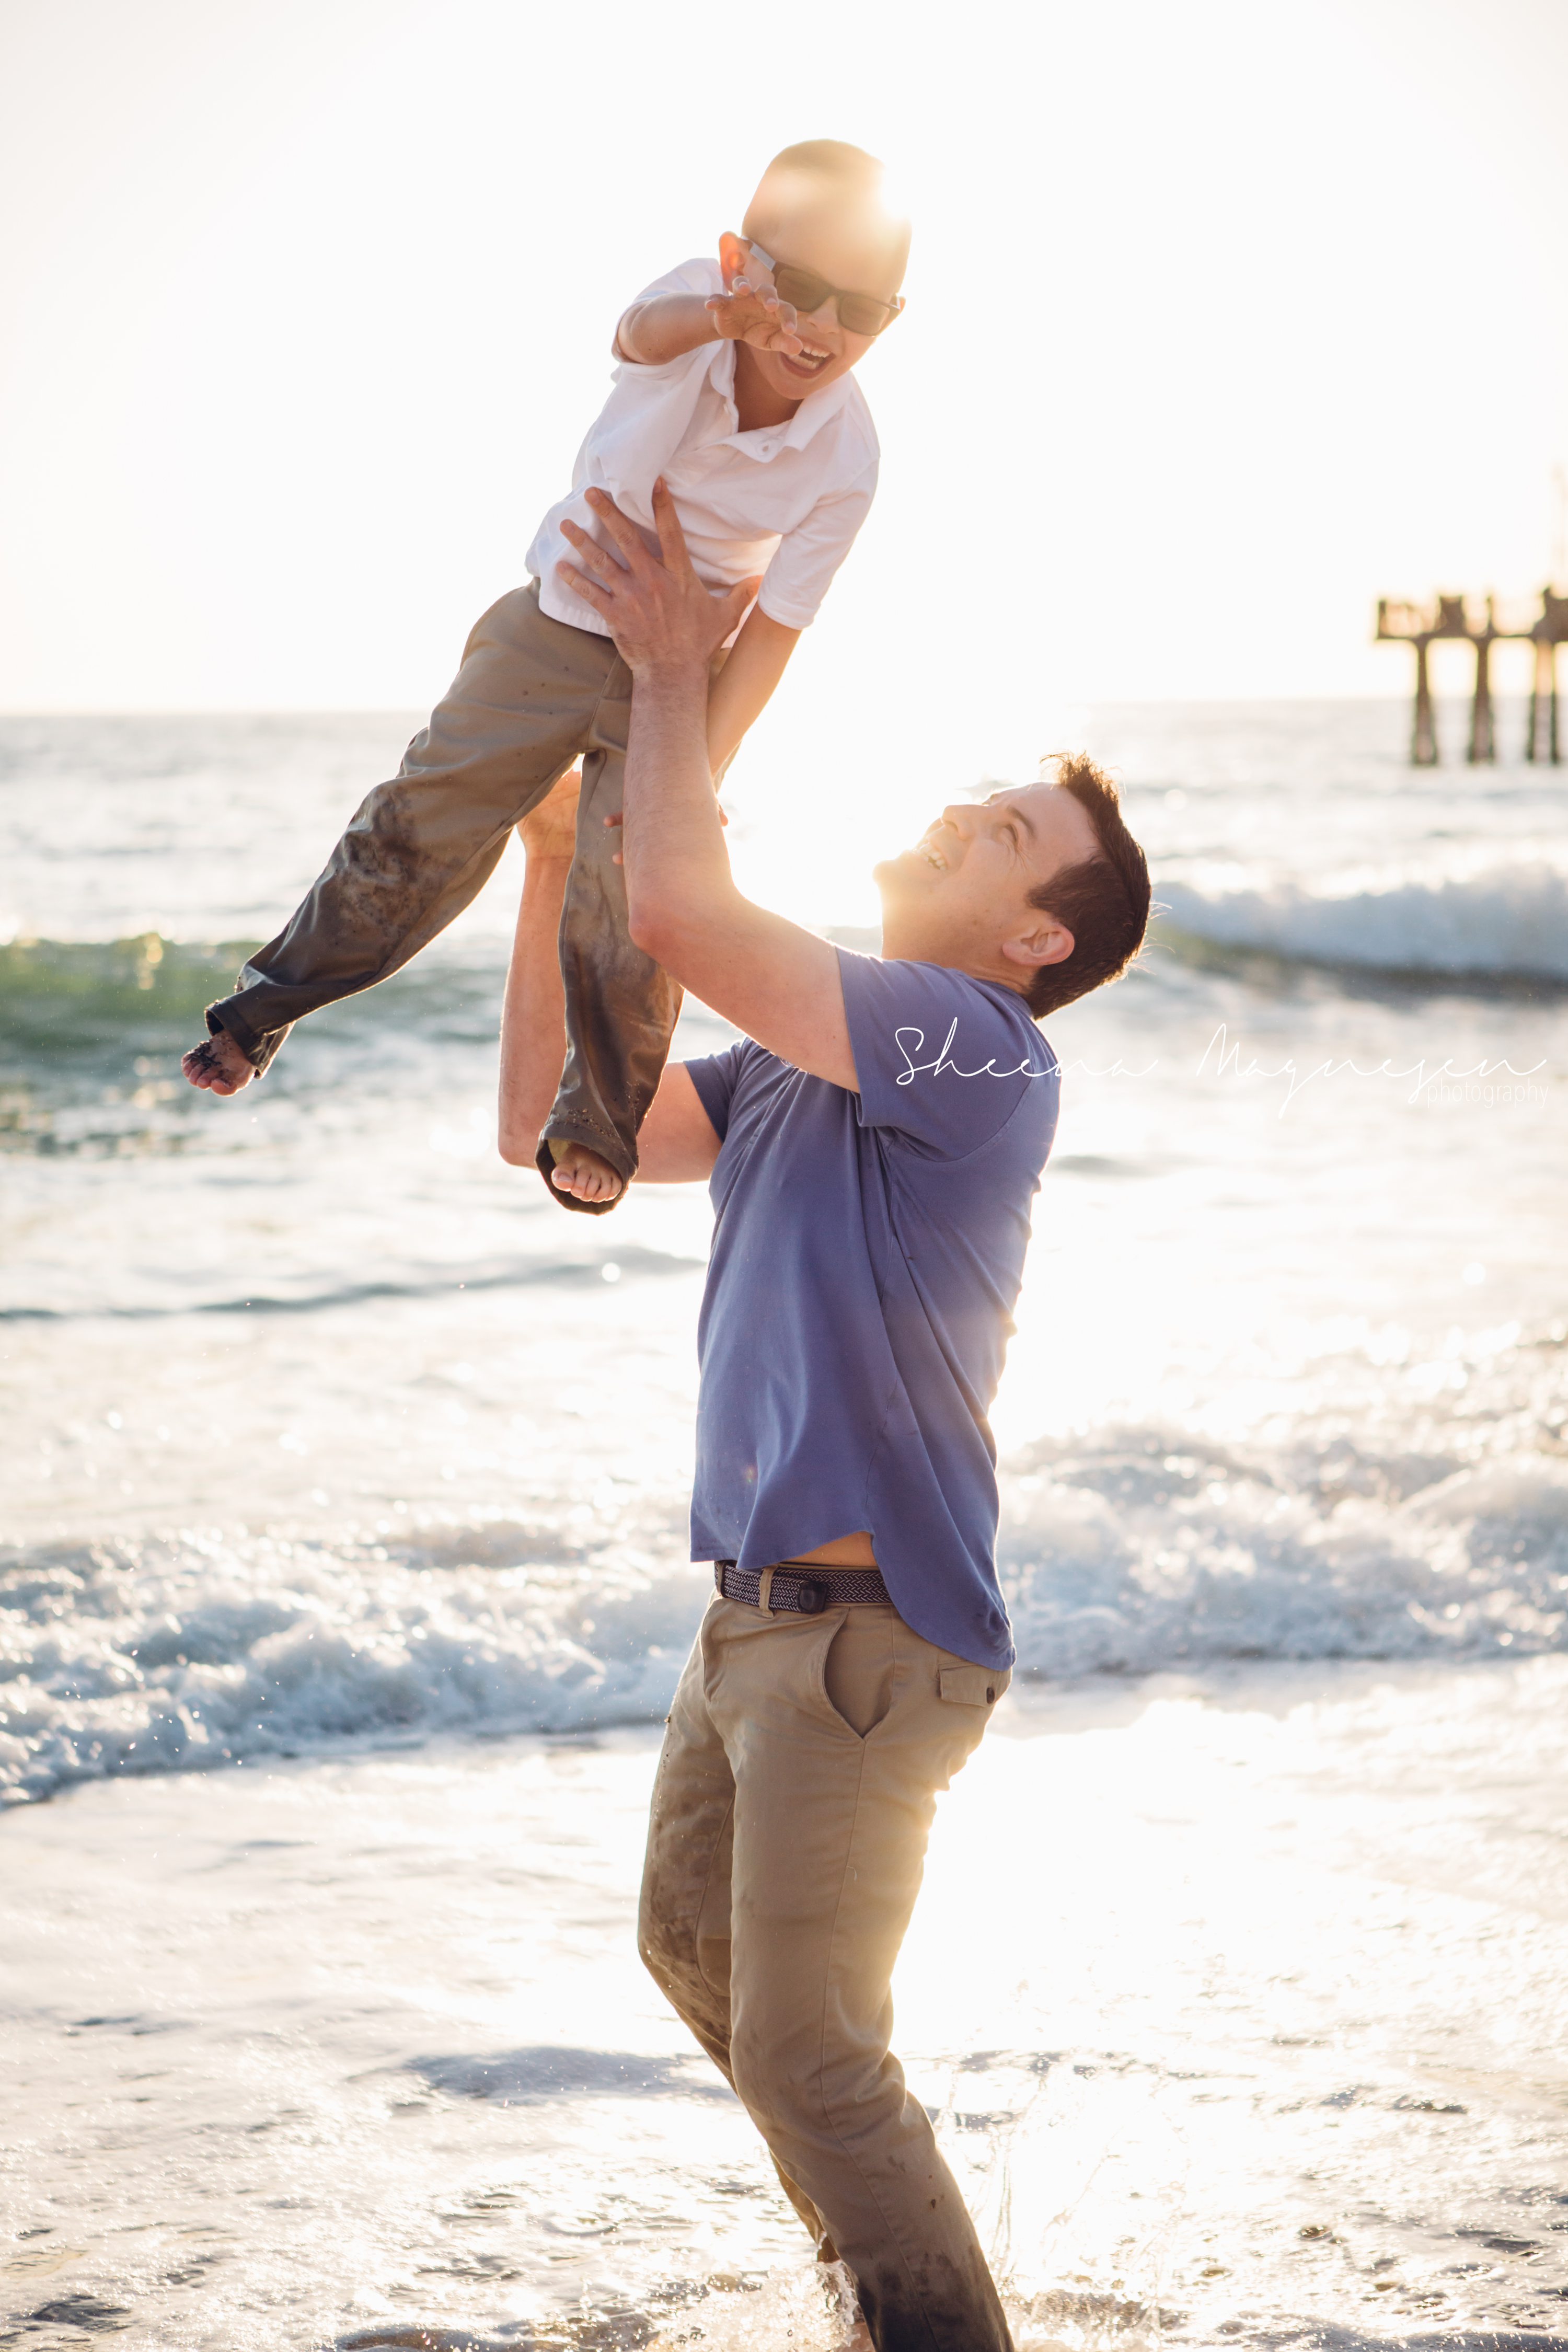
[621,656,856,1090]
[550,479,854,1090]
[624,666,741,955]
[616,295,719,366]
[497,847,572,1164]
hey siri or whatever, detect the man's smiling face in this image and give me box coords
[874,783,1105,994]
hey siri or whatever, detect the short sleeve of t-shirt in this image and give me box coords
[614,258,723,365]
[836,948,1057,1159]
[684,1043,752,1144]
[758,466,878,630]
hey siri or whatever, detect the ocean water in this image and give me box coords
[3,700,1567,2349]
[4,700,1565,1802]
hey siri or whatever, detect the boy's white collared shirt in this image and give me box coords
[527,256,880,640]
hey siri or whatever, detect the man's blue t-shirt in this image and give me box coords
[683,948,1059,1670]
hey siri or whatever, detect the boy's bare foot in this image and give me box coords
[181,1029,255,1094]
[549,1139,625,1205]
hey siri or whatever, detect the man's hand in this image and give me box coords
[557,485,760,676]
[516,766,582,860]
[705,267,802,356]
[560,487,857,1098]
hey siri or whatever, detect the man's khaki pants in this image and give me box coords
[204,584,676,1210]
[640,1595,1016,2352]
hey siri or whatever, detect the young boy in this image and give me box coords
[182,139,909,1214]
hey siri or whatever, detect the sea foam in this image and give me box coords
[6,1423,1567,1805]
[1157,861,1568,979]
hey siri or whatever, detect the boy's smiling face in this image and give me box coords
[719,195,908,403]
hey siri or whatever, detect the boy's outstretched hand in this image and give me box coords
[705,271,803,356]
[557,483,761,677]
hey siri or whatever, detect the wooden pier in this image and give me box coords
[1375,589,1566,765]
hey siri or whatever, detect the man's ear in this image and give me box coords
[1001,914,1075,976]
[718,230,751,290]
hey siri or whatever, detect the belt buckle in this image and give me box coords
[793,1576,827,1616]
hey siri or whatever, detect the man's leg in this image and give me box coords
[202,586,618,1073]
[638,1621,737,2084]
[639,1612,838,2254]
[705,1598,1015,2352]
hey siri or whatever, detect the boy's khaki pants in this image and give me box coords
[640,1595,1016,2352]
[203,584,675,1210]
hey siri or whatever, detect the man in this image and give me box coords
[498,481,1150,2351]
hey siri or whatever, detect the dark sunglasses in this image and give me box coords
[746,241,905,339]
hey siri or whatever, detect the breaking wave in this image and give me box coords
[0,933,263,1046]
[1000,1429,1568,1675]
[0,932,508,1055]
[1156,862,1568,982]
[0,1521,710,1808]
[6,1412,1568,1806]
[9,861,1566,1089]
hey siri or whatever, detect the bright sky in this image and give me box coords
[2,0,1565,911]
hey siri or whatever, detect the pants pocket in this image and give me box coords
[822,1611,896,1740]
[938,1664,1008,1709]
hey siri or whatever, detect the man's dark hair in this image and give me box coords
[1023,753,1151,1018]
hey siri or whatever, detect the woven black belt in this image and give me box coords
[714,1560,893,1616]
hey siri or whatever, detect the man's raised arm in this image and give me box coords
[554,484,859,1092]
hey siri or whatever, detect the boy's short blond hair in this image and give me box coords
[744,142,909,275]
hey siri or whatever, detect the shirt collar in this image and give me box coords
[707,337,852,456]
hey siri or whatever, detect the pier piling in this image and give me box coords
[1524,591,1566,764]
[1412,638,1435,766]
[1376,589,1565,765]
[1468,619,1495,764]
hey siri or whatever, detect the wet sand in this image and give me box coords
[6,1656,1568,2351]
